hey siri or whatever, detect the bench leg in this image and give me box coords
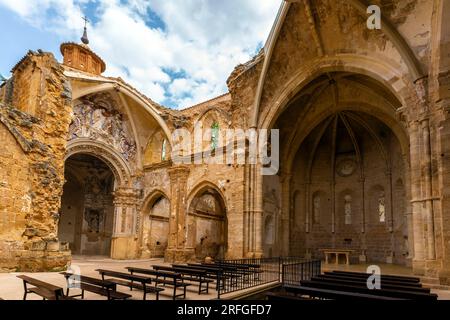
[143,285,147,301]
[156,290,159,301]
[22,281,28,300]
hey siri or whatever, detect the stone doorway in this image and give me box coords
[58,153,115,257]
[187,186,228,261]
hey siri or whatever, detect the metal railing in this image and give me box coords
[282,260,322,286]
[216,257,320,299]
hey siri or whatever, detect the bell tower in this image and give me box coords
[60,16,106,75]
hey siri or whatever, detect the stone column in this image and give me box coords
[254,163,264,258]
[243,163,264,258]
[409,121,426,274]
[111,187,140,259]
[165,165,193,262]
[280,172,292,256]
[421,119,436,260]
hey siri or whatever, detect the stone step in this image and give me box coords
[420,276,440,285]
[420,277,450,291]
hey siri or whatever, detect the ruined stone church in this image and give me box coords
[1,0,450,285]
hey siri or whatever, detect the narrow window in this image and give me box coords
[161,139,167,161]
[211,122,219,151]
[378,193,386,223]
[313,195,320,224]
[344,195,352,225]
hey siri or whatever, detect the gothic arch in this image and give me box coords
[187,181,228,211]
[69,80,173,149]
[139,189,170,258]
[252,0,424,127]
[186,181,228,260]
[259,58,416,132]
[141,189,170,212]
[66,139,132,186]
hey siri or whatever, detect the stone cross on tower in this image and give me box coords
[81,16,90,45]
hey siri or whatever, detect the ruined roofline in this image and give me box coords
[63,65,177,116]
[179,93,231,112]
[11,49,51,73]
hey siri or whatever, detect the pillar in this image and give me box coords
[111,187,140,259]
[164,165,194,262]
[409,121,426,274]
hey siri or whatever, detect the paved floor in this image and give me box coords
[0,257,449,300]
[0,257,219,300]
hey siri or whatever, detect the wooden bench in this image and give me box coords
[265,292,310,301]
[126,267,190,300]
[209,262,263,281]
[96,269,163,300]
[17,275,72,300]
[318,273,423,288]
[152,265,213,295]
[327,270,420,283]
[172,264,228,290]
[319,248,355,265]
[186,263,242,288]
[61,272,131,300]
[310,276,431,293]
[300,280,437,300]
[283,284,403,300]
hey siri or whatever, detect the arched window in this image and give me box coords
[378,192,386,223]
[313,194,320,224]
[211,122,219,151]
[161,139,167,161]
[344,195,352,225]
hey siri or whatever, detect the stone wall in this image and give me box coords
[0,51,72,272]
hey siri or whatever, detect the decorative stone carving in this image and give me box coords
[69,96,136,161]
[337,159,356,177]
[84,208,104,233]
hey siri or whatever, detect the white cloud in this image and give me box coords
[0,0,280,108]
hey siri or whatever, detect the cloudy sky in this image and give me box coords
[0,0,280,109]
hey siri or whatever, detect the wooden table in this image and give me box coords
[320,249,355,265]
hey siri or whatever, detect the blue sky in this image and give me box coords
[0,0,280,109]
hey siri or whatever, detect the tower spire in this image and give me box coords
[81,16,90,45]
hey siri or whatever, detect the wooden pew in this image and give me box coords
[318,273,423,287]
[173,264,235,290]
[208,262,263,281]
[61,272,131,300]
[152,265,213,295]
[265,292,310,301]
[17,275,73,300]
[310,276,431,293]
[126,267,190,300]
[96,269,163,300]
[187,263,242,288]
[326,271,420,283]
[283,285,403,300]
[300,280,438,300]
